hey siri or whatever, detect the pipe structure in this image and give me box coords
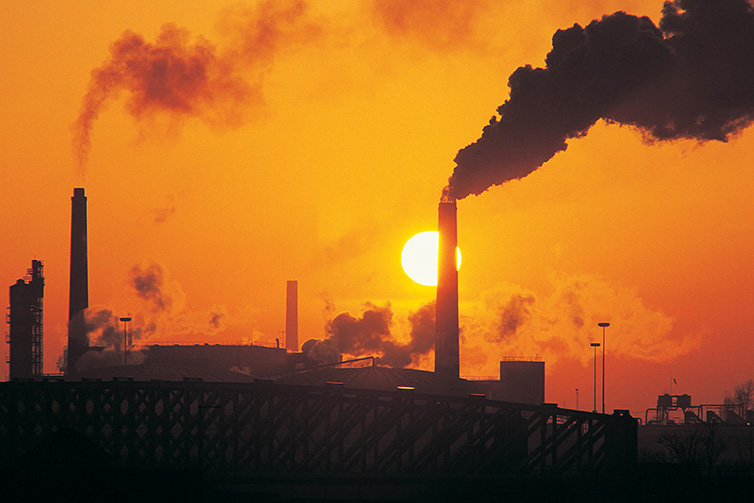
[67,188,89,375]
[435,201,460,378]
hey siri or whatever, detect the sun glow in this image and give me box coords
[401,231,461,286]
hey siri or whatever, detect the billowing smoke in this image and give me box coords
[498,294,536,340]
[449,0,754,199]
[303,301,435,368]
[74,307,147,371]
[57,260,230,372]
[73,0,321,173]
[130,262,173,312]
[129,261,230,337]
[459,274,702,375]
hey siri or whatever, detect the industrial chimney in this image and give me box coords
[286,280,298,351]
[67,188,89,375]
[435,200,460,378]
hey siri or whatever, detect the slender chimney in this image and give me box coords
[435,200,460,377]
[67,188,89,375]
[285,280,298,352]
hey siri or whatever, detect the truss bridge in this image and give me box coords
[0,379,636,475]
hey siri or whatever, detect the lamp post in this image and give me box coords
[120,317,132,365]
[598,322,610,414]
[590,342,600,413]
[575,388,579,411]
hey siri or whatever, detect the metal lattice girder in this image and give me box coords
[0,380,636,475]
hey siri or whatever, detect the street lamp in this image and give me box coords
[598,322,610,414]
[590,342,600,413]
[120,317,132,365]
[575,388,579,411]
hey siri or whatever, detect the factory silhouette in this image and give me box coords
[6,187,753,502]
[4,1,754,501]
[2,187,647,501]
[6,1,754,500]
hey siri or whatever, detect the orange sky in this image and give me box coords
[2,0,753,416]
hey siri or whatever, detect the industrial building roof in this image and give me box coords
[73,362,256,383]
[274,365,473,397]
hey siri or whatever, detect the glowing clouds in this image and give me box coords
[459,274,702,375]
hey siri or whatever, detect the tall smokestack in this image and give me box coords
[67,188,89,375]
[286,280,298,352]
[435,200,460,377]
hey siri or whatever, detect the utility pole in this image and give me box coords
[590,342,600,413]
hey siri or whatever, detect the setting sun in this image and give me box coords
[401,231,461,286]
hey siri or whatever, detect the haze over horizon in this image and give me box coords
[2,0,754,415]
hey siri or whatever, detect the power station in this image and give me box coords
[0,187,643,501]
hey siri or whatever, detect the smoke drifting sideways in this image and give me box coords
[72,0,321,174]
[449,0,754,199]
[303,301,435,368]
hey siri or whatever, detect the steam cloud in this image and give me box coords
[72,0,320,172]
[58,260,231,372]
[304,301,435,368]
[128,261,230,337]
[74,308,147,371]
[449,0,754,199]
[460,274,701,375]
[130,262,172,311]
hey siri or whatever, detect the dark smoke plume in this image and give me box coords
[73,0,319,172]
[449,0,754,199]
[304,301,435,368]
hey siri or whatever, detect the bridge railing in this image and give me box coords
[0,380,636,474]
